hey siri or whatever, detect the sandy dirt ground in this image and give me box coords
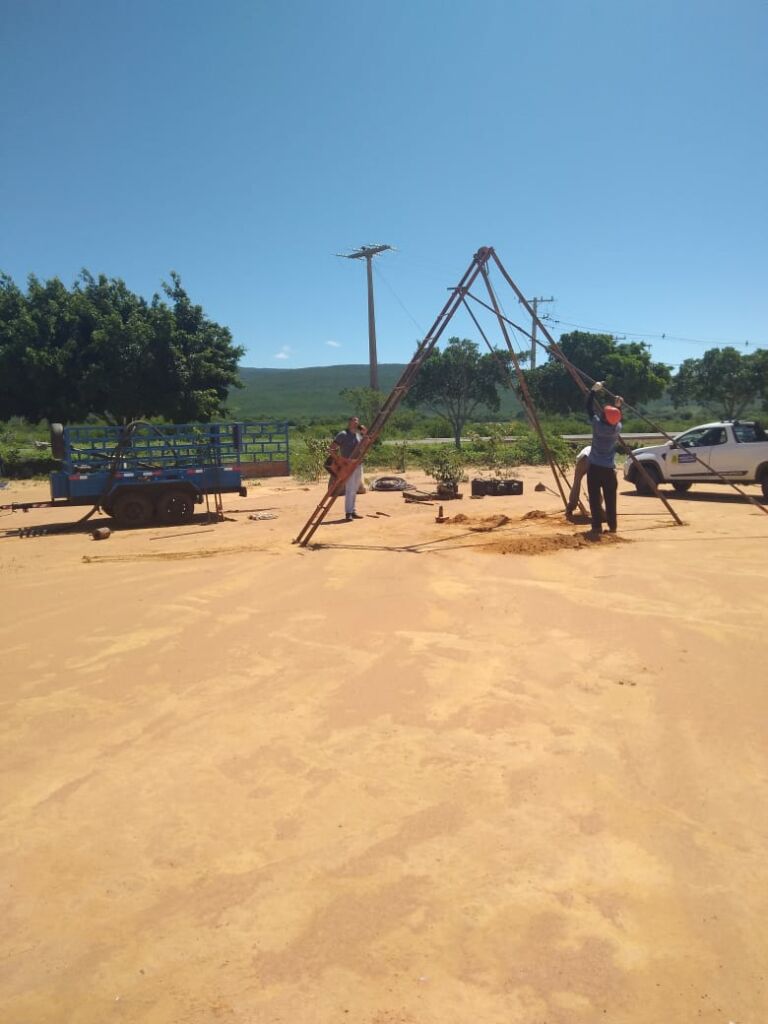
[1,466,767,1024]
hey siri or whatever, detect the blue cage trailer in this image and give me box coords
[1,420,290,528]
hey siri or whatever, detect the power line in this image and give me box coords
[542,316,762,350]
[372,263,425,335]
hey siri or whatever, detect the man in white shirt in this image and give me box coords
[328,416,367,521]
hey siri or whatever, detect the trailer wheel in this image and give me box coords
[112,491,153,528]
[155,488,196,525]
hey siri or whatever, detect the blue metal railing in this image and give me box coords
[61,421,290,473]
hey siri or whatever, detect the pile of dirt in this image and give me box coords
[483,531,628,556]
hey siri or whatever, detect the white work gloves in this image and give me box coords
[590,381,605,393]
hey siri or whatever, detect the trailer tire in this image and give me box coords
[155,488,196,525]
[112,491,154,528]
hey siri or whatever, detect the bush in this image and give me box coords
[0,422,58,478]
[389,440,409,473]
[467,424,520,478]
[507,428,575,468]
[291,436,329,482]
[418,415,453,438]
[0,444,58,478]
[421,446,466,491]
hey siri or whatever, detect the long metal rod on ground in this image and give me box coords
[488,252,768,519]
[293,248,495,546]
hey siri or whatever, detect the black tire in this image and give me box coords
[635,462,661,496]
[112,491,154,528]
[50,423,66,461]
[672,481,692,494]
[761,473,768,500]
[155,488,196,525]
[371,476,408,492]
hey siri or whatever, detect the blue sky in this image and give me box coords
[1,0,766,373]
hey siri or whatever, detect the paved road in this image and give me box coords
[382,433,666,445]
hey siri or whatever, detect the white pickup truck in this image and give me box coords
[624,420,768,497]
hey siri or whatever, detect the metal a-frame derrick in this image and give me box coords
[293,247,496,546]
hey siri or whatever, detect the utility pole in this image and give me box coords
[526,295,555,369]
[336,243,393,390]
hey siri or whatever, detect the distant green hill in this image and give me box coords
[228,364,730,427]
[229,364,524,422]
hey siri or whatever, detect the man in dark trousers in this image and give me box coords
[585,382,624,537]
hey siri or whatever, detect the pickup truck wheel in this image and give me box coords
[635,463,661,496]
[156,488,195,525]
[672,481,692,494]
[761,474,768,500]
[112,491,153,528]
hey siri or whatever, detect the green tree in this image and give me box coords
[405,337,512,448]
[0,270,244,424]
[526,331,670,414]
[69,271,158,422]
[338,386,384,430]
[0,273,91,422]
[0,273,38,421]
[148,272,245,422]
[670,347,767,419]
